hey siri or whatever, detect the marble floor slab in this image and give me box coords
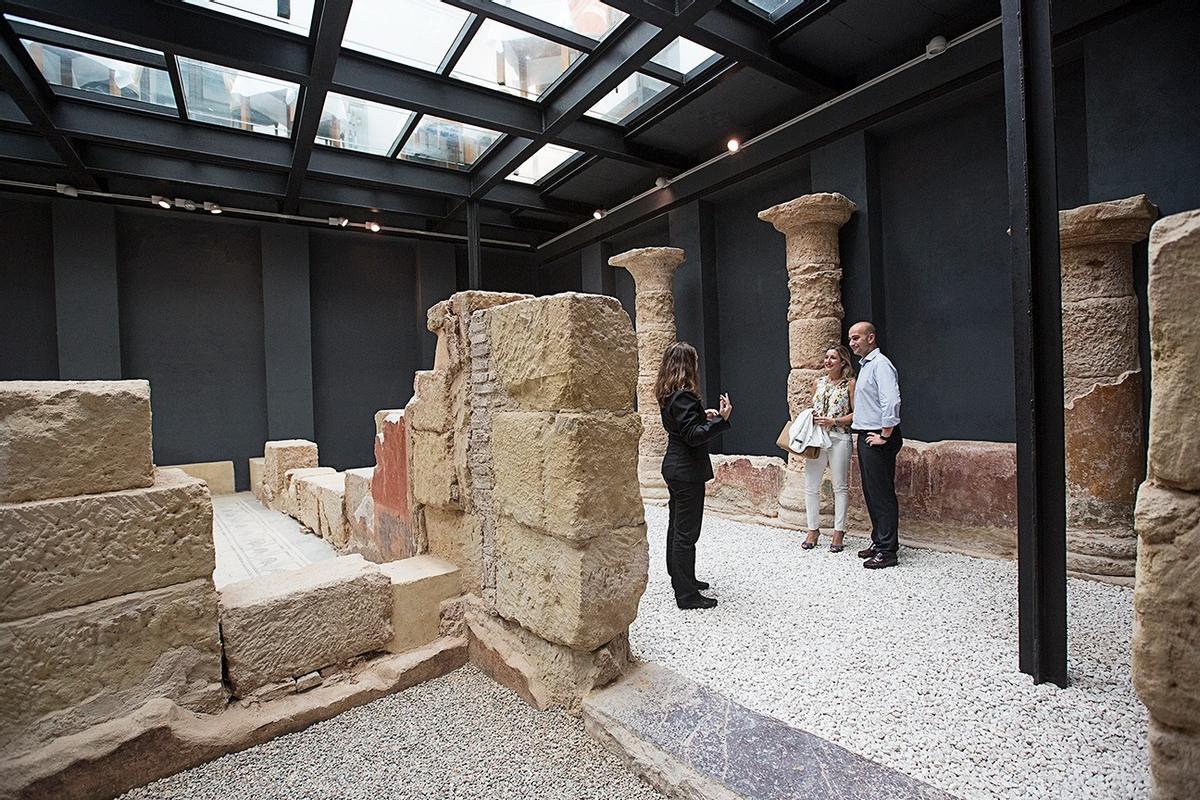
[211,492,336,589]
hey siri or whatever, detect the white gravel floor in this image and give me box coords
[630,504,1150,800]
[120,666,661,800]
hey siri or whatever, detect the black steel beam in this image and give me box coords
[466,200,482,288]
[81,143,287,195]
[6,19,167,68]
[624,59,743,137]
[300,180,449,218]
[771,0,851,44]
[0,127,59,163]
[1001,0,1067,688]
[282,0,353,212]
[442,0,597,53]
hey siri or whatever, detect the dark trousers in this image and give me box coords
[666,480,705,600]
[855,427,903,553]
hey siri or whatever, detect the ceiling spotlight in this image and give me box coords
[203,202,222,214]
[151,195,173,210]
[726,138,740,153]
[55,183,78,198]
[175,198,197,211]
[367,221,381,232]
[926,35,948,58]
[593,209,605,220]
[654,176,670,189]
[328,216,349,227]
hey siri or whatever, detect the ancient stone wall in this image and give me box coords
[1132,209,1200,800]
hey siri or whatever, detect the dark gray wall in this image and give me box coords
[0,194,57,380]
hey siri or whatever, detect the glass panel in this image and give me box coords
[182,0,315,35]
[21,41,176,109]
[317,93,413,156]
[492,0,626,40]
[650,37,717,75]
[745,0,797,13]
[584,71,669,123]
[342,0,470,72]
[506,142,577,183]
[451,19,582,100]
[399,115,501,169]
[5,15,159,53]
[177,57,299,137]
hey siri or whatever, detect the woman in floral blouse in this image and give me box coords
[802,344,856,552]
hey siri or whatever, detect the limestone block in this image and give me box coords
[218,554,392,697]
[786,368,824,417]
[634,326,676,368]
[294,472,342,536]
[377,555,461,654]
[407,371,456,433]
[638,415,668,454]
[1060,296,1140,384]
[488,293,637,413]
[1148,719,1200,800]
[0,468,214,622]
[1132,482,1200,730]
[788,317,843,369]
[424,507,481,594]
[757,193,857,267]
[632,289,675,324]
[1059,194,1158,250]
[919,441,1018,531]
[705,455,785,521]
[344,466,374,550]
[465,598,632,712]
[410,429,459,509]
[249,457,265,503]
[374,408,405,436]
[0,578,224,753]
[263,440,318,504]
[160,461,234,495]
[282,467,335,518]
[1148,210,1200,491]
[785,270,843,321]
[1065,372,1142,527]
[313,473,348,548]
[492,412,644,541]
[495,517,647,652]
[0,380,153,503]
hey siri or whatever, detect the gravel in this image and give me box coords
[120,666,662,800]
[630,504,1150,800]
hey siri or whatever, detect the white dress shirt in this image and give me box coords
[852,348,901,430]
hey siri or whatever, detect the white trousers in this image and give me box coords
[804,432,852,531]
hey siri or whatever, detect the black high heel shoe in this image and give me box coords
[801,532,819,550]
[830,532,846,553]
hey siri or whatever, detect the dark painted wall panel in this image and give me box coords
[115,209,268,489]
[309,231,420,471]
[0,194,57,380]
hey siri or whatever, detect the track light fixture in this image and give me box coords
[726,138,740,153]
[654,176,670,189]
[593,209,605,220]
[151,195,173,210]
[55,183,78,198]
[175,198,198,211]
[926,35,948,58]
[367,221,381,232]
[204,202,222,214]
[328,216,349,227]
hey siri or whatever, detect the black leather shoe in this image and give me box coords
[695,580,710,590]
[676,594,718,610]
[863,552,899,569]
[857,546,878,559]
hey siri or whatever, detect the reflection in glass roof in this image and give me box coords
[493,0,626,40]
[745,0,797,13]
[451,19,582,99]
[5,15,159,54]
[21,41,176,110]
[507,142,578,183]
[651,37,717,75]
[342,0,470,72]
[399,115,501,170]
[177,57,299,137]
[317,93,414,156]
[182,0,315,35]
[585,72,669,123]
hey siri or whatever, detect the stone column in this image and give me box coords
[1133,208,1200,800]
[1059,195,1157,583]
[609,246,685,503]
[757,193,856,529]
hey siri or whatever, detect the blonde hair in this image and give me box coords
[654,342,702,407]
[825,344,855,382]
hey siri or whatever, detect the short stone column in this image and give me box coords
[609,246,685,503]
[1059,195,1157,583]
[1133,208,1200,800]
[757,193,856,529]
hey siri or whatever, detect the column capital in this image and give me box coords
[757,192,857,235]
[1059,194,1159,249]
[608,247,686,288]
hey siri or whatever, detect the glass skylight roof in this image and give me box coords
[651,37,717,76]
[451,19,582,99]
[182,0,315,36]
[177,57,300,138]
[5,15,159,54]
[585,71,669,123]
[493,0,627,41]
[21,41,176,110]
[399,115,501,169]
[342,0,471,72]
[317,93,414,155]
[744,0,795,13]
[507,142,578,183]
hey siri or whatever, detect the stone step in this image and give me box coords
[584,663,956,800]
[377,555,461,654]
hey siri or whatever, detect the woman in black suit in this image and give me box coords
[655,342,733,610]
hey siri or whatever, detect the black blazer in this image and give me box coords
[659,389,731,483]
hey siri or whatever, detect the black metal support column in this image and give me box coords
[466,200,482,290]
[581,241,615,295]
[1001,0,1068,687]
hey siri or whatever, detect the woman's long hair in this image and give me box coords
[655,341,702,407]
[826,344,855,382]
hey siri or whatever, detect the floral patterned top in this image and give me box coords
[812,375,852,435]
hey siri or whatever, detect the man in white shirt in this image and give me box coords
[848,321,903,569]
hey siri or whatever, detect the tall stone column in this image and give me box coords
[1133,208,1200,800]
[758,193,856,529]
[609,247,685,503]
[1059,194,1157,583]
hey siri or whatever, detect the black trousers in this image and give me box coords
[855,427,903,553]
[665,480,706,600]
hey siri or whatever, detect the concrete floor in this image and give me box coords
[211,492,336,589]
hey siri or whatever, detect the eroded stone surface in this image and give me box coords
[424,507,482,595]
[0,468,214,622]
[218,555,392,697]
[367,410,415,563]
[263,440,318,507]
[282,467,335,518]
[249,457,265,503]
[0,380,153,504]
[377,555,461,654]
[705,455,785,523]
